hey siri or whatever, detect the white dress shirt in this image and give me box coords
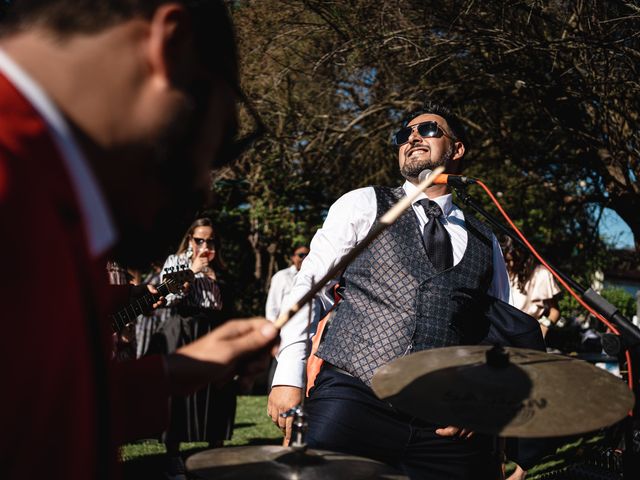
[0,49,116,257]
[265,265,299,322]
[272,180,512,388]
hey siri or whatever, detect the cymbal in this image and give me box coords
[186,446,407,479]
[371,345,634,438]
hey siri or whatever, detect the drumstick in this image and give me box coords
[274,166,445,330]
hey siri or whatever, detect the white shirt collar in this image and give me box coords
[402,179,454,217]
[0,49,117,257]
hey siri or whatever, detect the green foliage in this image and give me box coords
[212,0,640,315]
[558,292,582,319]
[601,287,636,318]
[559,287,636,319]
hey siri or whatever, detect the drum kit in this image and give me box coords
[185,345,635,479]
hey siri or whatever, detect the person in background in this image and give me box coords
[155,218,236,477]
[501,236,561,338]
[265,245,310,322]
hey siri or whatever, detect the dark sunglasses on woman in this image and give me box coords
[193,237,216,248]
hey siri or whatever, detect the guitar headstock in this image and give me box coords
[163,265,195,294]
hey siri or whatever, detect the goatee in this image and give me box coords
[400,143,454,180]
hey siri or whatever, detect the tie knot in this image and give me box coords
[418,199,444,219]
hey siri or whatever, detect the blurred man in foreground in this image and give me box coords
[0,1,276,479]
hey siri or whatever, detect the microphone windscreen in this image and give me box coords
[418,169,433,182]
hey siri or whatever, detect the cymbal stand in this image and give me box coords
[281,405,309,450]
[280,276,316,450]
[454,185,640,476]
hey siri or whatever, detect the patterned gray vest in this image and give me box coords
[317,186,494,386]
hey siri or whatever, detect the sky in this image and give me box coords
[599,208,635,249]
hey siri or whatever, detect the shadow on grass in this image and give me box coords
[233,422,256,429]
[243,437,281,446]
[121,452,166,480]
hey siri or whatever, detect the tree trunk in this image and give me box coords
[248,218,262,281]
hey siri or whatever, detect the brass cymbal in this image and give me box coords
[371,345,634,438]
[186,446,408,479]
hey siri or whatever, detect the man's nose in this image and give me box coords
[407,126,422,143]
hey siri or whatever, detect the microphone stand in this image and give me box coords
[454,185,640,476]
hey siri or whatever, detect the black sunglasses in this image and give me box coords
[391,121,453,146]
[295,252,308,259]
[192,237,216,248]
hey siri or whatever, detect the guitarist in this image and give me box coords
[107,260,172,361]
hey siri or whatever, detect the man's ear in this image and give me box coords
[146,3,196,90]
[452,140,465,161]
[447,140,465,174]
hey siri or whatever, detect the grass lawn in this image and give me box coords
[120,395,282,479]
[120,395,620,479]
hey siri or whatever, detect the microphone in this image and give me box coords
[418,169,476,187]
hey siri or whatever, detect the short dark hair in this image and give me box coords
[292,243,309,254]
[400,101,468,151]
[1,0,238,86]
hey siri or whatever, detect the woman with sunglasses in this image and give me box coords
[156,217,235,479]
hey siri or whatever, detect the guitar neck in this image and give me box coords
[110,282,172,333]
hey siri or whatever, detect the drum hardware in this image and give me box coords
[280,405,308,450]
[601,333,622,357]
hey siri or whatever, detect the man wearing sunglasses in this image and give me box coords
[0,2,277,479]
[269,102,511,479]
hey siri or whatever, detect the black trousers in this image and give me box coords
[306,367,500,480]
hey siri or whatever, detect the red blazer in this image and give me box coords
[0,72,170,479]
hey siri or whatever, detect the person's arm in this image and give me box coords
[541,267,561,324]
[271,187,376,388]
[167,318,279,394]
[115,318,279,442]
[546,298,560,323]
[268,187,376,441]
[534,267,562,337]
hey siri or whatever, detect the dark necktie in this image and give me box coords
[418,199,453,271]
